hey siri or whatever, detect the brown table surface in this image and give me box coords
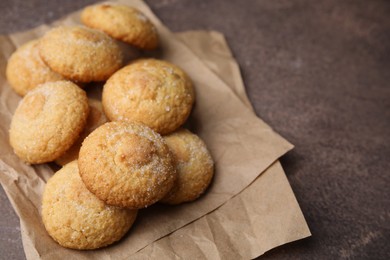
[1,0,389,259]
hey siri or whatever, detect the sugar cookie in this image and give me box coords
[78,121,177,209]
[161,129,214,205]
[39,26,123,82]
[102,59,195,135]
[42,161,137,250]
[55,99,108,166]
[9,81,89,164]
[6,39,65,96]
[81,3,158,50]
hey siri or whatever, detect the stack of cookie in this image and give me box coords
[6,3,214,250]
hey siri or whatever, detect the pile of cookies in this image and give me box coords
[6,3,214,250]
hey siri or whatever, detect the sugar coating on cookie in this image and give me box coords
[42,161,137,250]
[6,39,65,96]
[161,129,214,205]
[78,121,177,209]
[39,26,123,82]
[102,59,195,135]
[9,81,89,164]
[81,3,158,50]
[55,99,108,166]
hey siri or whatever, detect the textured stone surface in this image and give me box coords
[1,0,389,259]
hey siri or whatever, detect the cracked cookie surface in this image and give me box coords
[161,129,214,205]
[39,25,123,82]
[81,3,158,50]
[102,58,195,135]
[78,121,177,209]
[42,160,137,250]
[9,81,89,164]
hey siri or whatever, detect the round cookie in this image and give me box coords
[161,129,214,205]
[102,59,195,135]
[42,160,137,250]
[39,25,123,82]
[81,3,158,50]
[6,39,65,96]
[55,99,108,166]
[9,81,89,164]
[78,121,177,209]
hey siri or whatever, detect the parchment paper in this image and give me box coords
[0,0,309,259]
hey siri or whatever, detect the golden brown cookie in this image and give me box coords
[39,25,123,82]
[6,39,65,96]
[9,81,89,164]
[78,121,177,209]
[161,129,214,205]
[42,160,137,250]
[55,99,108,166]
[81,3,158,50]
[102,59,195,135]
